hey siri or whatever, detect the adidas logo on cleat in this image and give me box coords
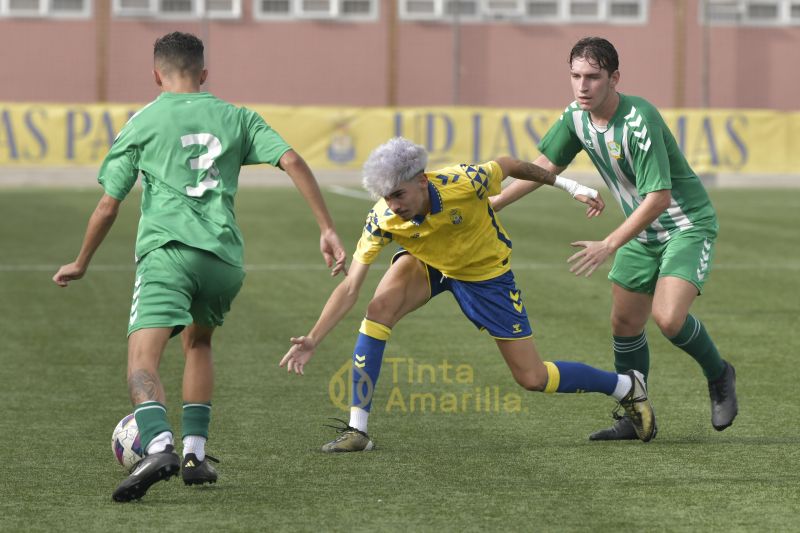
[182,453,219,486]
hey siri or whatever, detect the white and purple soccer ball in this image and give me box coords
[112,414,144,471]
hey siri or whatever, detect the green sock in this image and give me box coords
[134,401,172,452]
[668,314,726,380]
[613,332,650,383]
[182,402,211,440]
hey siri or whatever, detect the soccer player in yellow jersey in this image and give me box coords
[280,137,657,451]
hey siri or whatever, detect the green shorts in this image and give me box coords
[127,241,245,337]
[608,226,717,295]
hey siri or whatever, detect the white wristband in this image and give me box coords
[554,175,598,199]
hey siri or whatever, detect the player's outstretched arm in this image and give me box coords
[568,189,671,277]
[279,149,348,276]
[489,154,559,211]
[493,154,604,218]
[53,194,121,287]
[279,260,371,375]
[489,179,541,213]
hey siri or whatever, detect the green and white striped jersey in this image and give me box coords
[539,93,718,244]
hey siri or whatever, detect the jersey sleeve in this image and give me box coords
[449,162,503,199]
[538,107,584,167]
[353,207,394,265]
[241,108,292,167]
[628,107,672,195]
[484,161,504,196]
[97,122,140,200]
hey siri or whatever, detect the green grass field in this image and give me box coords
[1,185,798,532]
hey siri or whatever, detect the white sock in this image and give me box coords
[183,435,207,462]
[611,374,633,401]
[146,431,173,455]
[349,406,369,433]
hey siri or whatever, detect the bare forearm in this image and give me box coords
[281,151,336,232]
[491,180,543,211]
[492,155,575,211]
[603,191,670,250]
[75,196,119,268]
[306,279,361,346]
[303,259,369,345]
[507,160,558,185]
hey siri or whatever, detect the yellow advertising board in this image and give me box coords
[0,102,798,174]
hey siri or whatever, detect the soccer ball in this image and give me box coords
[112,414,144,471]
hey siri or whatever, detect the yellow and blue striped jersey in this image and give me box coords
[354,161,511,282]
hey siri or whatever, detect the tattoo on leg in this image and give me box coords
[128,369,162,404]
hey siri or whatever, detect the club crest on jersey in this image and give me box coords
[449,209,463,225]
[607,141,623,160]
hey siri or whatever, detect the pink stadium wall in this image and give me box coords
[0,1,797,110]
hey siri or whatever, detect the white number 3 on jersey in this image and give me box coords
[181,133,222,197]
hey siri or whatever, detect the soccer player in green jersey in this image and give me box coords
[491,37,738,440]
[280,136,658,452]
[52,32,347,501]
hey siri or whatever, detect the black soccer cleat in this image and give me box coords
[708,360,738,431]
[589,414,659,441]
[182,453,219,486]
[112,445,180,502]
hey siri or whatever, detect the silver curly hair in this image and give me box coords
[362,137,428,199]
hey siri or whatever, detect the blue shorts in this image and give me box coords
[392,251,532,340]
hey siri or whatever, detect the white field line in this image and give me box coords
[327,185,372,200]
[6,262,800,272]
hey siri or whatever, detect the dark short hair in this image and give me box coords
[569,37,619,75]
[153,32,204,75]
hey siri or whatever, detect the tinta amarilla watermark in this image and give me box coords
[328,357,527,414]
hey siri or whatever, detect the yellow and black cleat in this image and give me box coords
[618,370,657,442]
[321,418,375,453]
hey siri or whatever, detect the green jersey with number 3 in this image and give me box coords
[98,91,291,266]
[539,93,718,244]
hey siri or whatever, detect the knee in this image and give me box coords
[181,325,213,356]
[182,335,212,354]
[127,349,158,374]
[366,295,401,325]
[512,368,549,392]
[652,310,686,338]
[611,311,647,336]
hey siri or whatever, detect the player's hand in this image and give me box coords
[320,228,348,277]
[488,194,504,212]
[52,262,87,287]
[567,240,613,277]
[279,335,317,375]
[574,191,605,218]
